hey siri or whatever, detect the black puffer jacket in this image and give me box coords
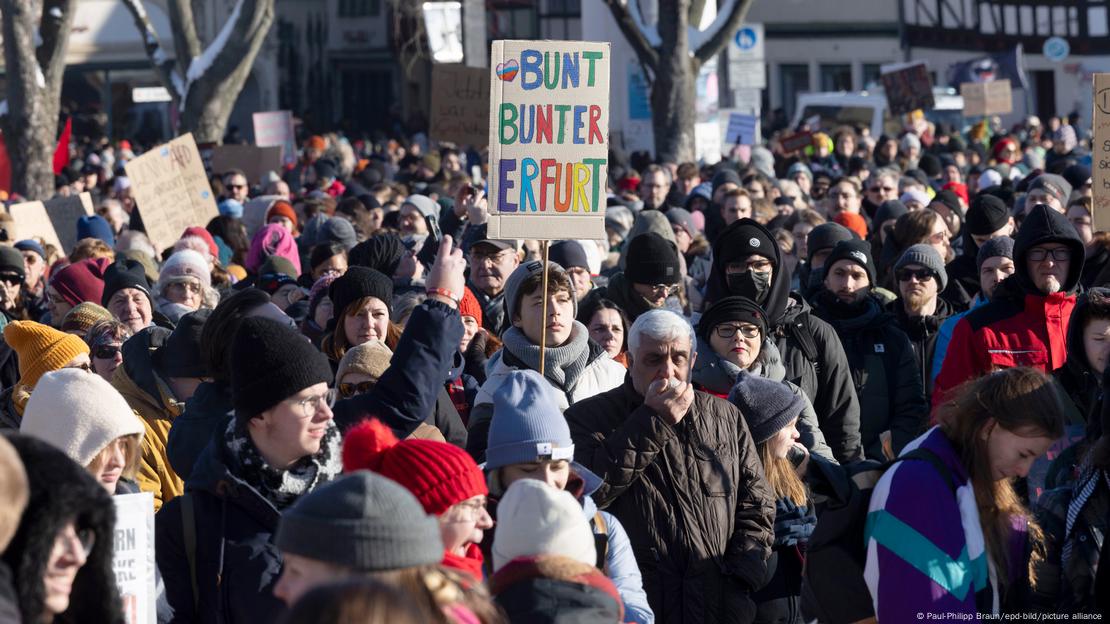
[2,434,124,624]
[566,378,775,624]
[813,292,928,460]
[706,219,864,463]
[886,295,956,402]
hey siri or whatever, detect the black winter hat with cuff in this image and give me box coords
[231,317,333,422]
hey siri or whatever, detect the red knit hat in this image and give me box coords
[342,419,487,515]
[181,226,219,259]
[49,257,110,306]
[265,200,299,230]
[834,211,868,240]
[459,287,482,327]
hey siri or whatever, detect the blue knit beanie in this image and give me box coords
[76,215,115,247]
[486,370,574,470]
[218,198,244,219]
[727,370,805,445]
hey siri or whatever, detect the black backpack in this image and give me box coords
[803,448,957,624]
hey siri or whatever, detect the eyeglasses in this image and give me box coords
[53,525,96,559]
[869,186,895,193]
[292,393,332,418]
[67,362,93,373]
[714,324,761,339]
[94,345,121,360]
[643,283,679,296]
[167,281,202,295]
[338,380,376,398]
[445,497,490,523]
[896,268,935,283]
[1027,247,1071,262]
[471,250,513,264]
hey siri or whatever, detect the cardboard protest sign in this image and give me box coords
[430,65,491,147]
[113,493,156,624]
[7,201,62,252]
[211,145,284,186]
[960,79,1013,117]
[1093,74,1110,233]
[880,62,935,116]
[487,40,610,241]
[252,110,297,166]
[779,131,813,154]
[45,192,94,254]
[124,133,219,254]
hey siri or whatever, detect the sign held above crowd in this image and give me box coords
[252,110,297,166]
[880,61,935,116]
[486,40,610,241]
[430,65,491,148]
[960,79,1012,117]
[124,133,219,254]
[1093,73,1110,233]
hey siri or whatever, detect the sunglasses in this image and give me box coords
[94,345,121,359]
[896,268,936,283]
[0,274,21,286]
[338,380,376,398]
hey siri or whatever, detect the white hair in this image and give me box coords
[628,309,696,355]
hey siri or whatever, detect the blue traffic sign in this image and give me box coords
[1043,37,1069,63]
[734,27,758,51]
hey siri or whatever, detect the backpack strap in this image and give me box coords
[180,493,200,612]
[898,447,959,495]
[784,311,821,371]
[592,510,609,571]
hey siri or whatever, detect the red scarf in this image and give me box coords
[442,543,484,584]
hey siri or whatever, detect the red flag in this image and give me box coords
[52,117,71,175]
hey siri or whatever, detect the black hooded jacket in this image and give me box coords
[885,295,956,401]
[2,434,124,624]
[707,219,864,462]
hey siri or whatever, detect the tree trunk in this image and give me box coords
[0,0,75,200]
[122,0,275,145]
[653,0,698,162]
[605,0,753,162]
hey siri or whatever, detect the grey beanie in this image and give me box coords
[403,195,439,222]
[275,471,444,571]
[895,244,948,291]
[320,217,357,250]
[486,370,575,471]
[727,370,805,445]
[976,236,1015,272]
[502,260,575,324]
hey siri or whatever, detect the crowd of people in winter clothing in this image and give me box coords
[0,111,1108,623]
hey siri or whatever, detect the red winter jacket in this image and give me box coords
[933,204,1084,414]
[932,290,1075,412]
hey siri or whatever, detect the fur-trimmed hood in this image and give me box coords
[1,434,123,624]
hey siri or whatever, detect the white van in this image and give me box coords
[790,88,965,138]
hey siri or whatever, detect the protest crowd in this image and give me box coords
[1,79,1110,624]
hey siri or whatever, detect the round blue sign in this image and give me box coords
[734,27,758,51]
[1043,36,1069,63]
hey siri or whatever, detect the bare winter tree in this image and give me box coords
[122,0,275,143]
[605,0,752,162]
[0,0,77,199]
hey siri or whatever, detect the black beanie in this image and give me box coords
[697,296,768,340]
[101,258,151,307]
[875,200,908,226]
[153,308,211,378]
[965,195,1010,236]
[0,246,25,280]
[717,219,778,267]
[710,169,742,195]
[349,233,405,277]
[806,222,856,263]
[548,241,589,272]
[918,153,942,178]
[823,239,876,285]
[932,189,963,218]
[231,317,333,421]
[625,233,681,285]
[329,266,394,316]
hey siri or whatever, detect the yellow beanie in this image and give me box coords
[3,321,90,389]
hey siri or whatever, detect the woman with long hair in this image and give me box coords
[865,367,1065,619]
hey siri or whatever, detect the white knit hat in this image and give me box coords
[491,479,596,572]
[159,249,211,289]
[20,369,143,467]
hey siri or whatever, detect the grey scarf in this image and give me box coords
[501,321,592,392]
[223,418,343,510]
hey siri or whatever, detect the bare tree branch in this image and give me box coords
[693,0,752,65]
[689,0,707,28]
[36,0,76,87]
[603,0,660,71]
[120,0,185,101]
[168,0,203,69]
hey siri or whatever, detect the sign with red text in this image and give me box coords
[124,133,219,253]
[487,40,610,240]
[113,492,155,624]
[430,65,490,147]
[252,110,296,166]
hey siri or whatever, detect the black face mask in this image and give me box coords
[727,270,772,304]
